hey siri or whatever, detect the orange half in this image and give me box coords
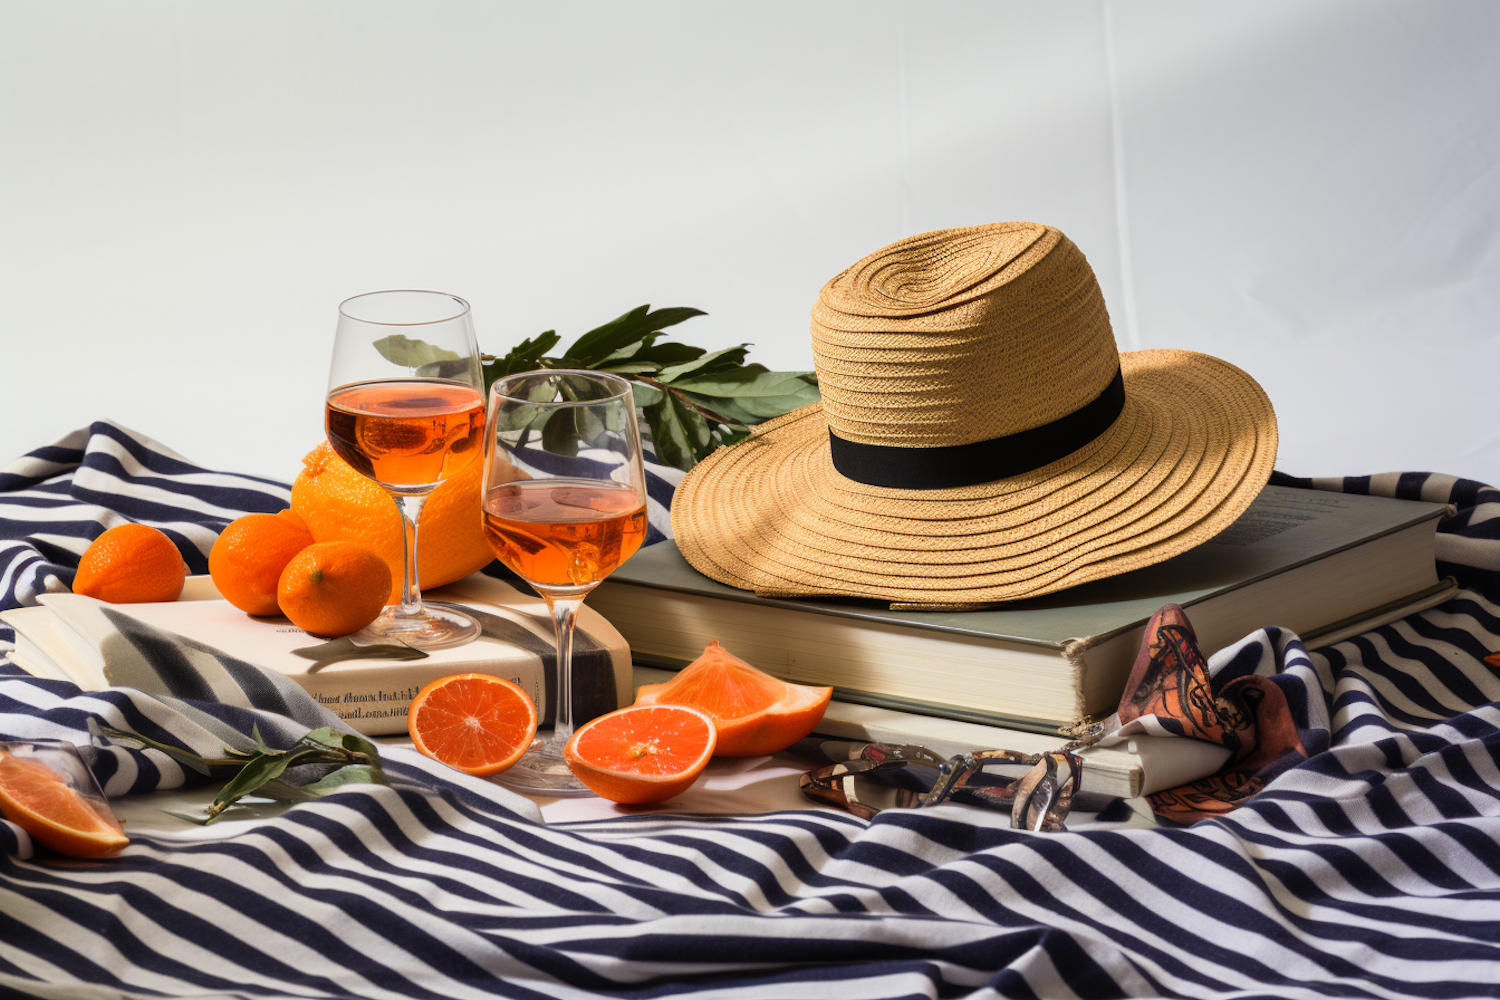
[408,674,539,776]
[633,642,831,757]
[564,704,717,804]
[0,751,128,858]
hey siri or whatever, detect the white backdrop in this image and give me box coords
[2,1,1497,485]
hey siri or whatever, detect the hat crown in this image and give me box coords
[810,222,1119,450]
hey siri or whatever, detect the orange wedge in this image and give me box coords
[633,642,832,757]
[408,674,539,776]
[564,704,717,804]
[0,750,128,858]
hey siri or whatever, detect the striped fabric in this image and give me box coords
[3,425,1500,998]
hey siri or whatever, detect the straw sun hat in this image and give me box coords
[671,221,1277,608]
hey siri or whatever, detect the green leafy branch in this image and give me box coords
[376,305,819,471]
[92,721,387,824]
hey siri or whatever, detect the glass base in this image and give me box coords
[357,604,480,651]
[491,741,593,797]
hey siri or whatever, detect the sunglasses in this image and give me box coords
[799,741,1085,831]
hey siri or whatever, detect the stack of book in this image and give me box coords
[592,486,1453,793]
[4,486,1452,798]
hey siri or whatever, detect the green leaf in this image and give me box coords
[296,727,347,751]
[95,721,388,824]
[643,398,692,470]
[92,722,237,776]
[561,305,655,366]
[562,305,710,367]
[676,397,715,464]
[630,381,666,408]
[627,342,705,368]
[596,361,664,376]
[259,764,387,801]
[634,306,708,332]
[541,409,581,458]
[372,335,461,369]
[305,763,388,792]
[481,330,562,394]
[730,386,820,418]
[208,748,313,819]
[414,359,477,381]
[658,345,750,383]
[685,395,762,426]
[333,731,383,767]
[671,368,816,398]
[291,636,428,665]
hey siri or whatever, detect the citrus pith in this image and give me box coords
[564,704,717,804]
[408,674,539,776]
[0,751,128,858]
[633,642,831,757]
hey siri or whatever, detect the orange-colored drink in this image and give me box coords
[326,379,484,490]
[482,481,648,589]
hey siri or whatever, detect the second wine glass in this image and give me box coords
[481,370,649,796]
[325,289,485,650]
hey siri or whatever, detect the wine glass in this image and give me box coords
[325,290,485,650]
[481,370,649,795]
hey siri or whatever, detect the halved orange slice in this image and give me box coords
[563,704,717,804]
[408,674,539,776]
[0,751,128,858]
[633,642,832,757]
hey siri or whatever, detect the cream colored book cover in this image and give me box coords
[29,574,631,736]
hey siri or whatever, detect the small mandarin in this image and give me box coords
[209,513,315,617]
[72,523,189,604]
[276,541,391,638]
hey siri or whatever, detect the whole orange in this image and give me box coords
[275,508,311,534]
[276,541,392,638]
[72,523,189,604]
[209,513,315,617]
[290,442,492,603]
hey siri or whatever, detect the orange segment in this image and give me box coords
[0,751,128,858]
[564,704,717,804]
[633,642,831,757]
[72,523,189,605]
[408,674,539,776]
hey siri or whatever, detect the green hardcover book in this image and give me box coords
[593,486,1454,732]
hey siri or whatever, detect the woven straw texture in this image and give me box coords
[673,222,1277,606]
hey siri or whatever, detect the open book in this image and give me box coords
[3,574,632,737]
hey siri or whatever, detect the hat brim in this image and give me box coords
[671,349,1277,605]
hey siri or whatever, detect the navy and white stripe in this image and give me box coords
[3,426,1500,998]
[0,422,678,650]
[0,421,290,643]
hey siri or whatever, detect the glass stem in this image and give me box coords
[390,493,427,618]
[541,595,583,758]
